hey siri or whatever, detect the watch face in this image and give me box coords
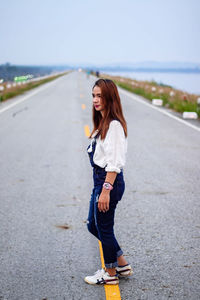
[103,183,110,189]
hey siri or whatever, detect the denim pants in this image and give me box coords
[87,135,125,268]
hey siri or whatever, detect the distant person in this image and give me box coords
[84,79,133,285]
[86,70,90,79]
[96,70,99,77]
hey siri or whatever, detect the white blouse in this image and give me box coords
[87,120,127,173]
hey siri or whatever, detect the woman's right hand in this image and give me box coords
[98,189,110,213]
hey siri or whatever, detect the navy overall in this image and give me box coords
[87,133,125,268]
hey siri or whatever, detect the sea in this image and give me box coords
[106,71,200,96]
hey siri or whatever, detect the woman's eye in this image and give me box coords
[92,94,101,98]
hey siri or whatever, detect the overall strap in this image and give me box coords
[94,131,100,140]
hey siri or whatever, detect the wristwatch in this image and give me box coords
[103,182,113,190]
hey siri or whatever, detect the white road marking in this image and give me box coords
[119,88,200,133]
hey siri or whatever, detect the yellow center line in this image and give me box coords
[82,104,86,110]
[98,241,121,300]
[84,125,121,300]
[84,125,90,137]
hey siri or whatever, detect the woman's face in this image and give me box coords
[92,85,105,115]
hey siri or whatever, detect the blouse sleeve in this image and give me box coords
[103,120,127,173]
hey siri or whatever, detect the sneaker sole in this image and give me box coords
[117,269,133,277]
[84,277,119,285]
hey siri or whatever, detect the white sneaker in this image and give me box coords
[116,264,133,277]
[84,268,119,285]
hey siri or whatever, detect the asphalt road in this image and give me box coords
[0,71,200,300]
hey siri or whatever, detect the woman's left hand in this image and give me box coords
[98,190,110,213]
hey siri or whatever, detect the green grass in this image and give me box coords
[0,72,69,102]
[116,81,155,100]
[114,80,199,117]
[171,98,198,113]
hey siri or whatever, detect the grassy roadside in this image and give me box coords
[0,71,69,102]
[100,73,200,118]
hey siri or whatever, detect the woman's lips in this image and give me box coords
[95,105,100,108]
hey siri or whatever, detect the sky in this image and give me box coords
[1,0,200,65]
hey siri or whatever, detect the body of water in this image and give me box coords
[106,71,200,95]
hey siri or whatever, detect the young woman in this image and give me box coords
[84,79,133,285]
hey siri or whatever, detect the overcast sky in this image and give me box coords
[1,0,200,65]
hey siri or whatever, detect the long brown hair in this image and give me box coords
[90,79,127,139]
